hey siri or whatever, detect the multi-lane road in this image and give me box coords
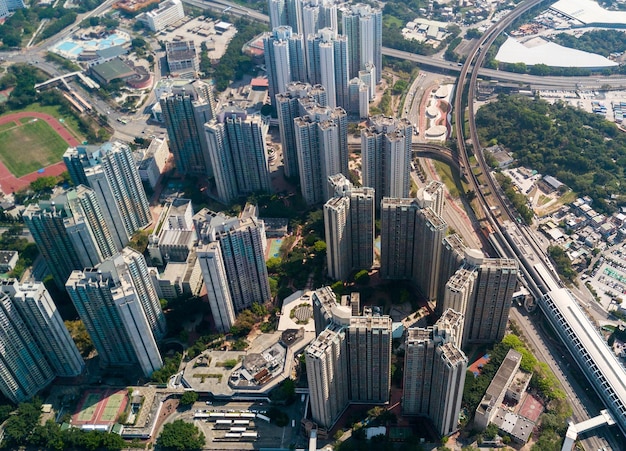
[454,0,623,449]
[3,1,625,447]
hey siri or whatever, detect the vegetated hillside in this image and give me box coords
[475,94,626,213]
[551,29,626,58]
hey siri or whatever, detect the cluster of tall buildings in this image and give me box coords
[313,155,519,434]
[305,287,467,437]
[323,168,518,347]
[265,1,381,113]
[154,2,384,208]
[256,2,384,203]
[158,79,272,205]
[0,280,84,403]
[2,141,170,403]
[195,205,272,332]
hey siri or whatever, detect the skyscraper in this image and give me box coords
[263,26,306,104]
[204,108,271,204]
[195,208,271,314]
[438,233,467,307]
[159,79,217,175]
[324,174,374,280]
[403,317,467,436]
[380,197,449,301]
[306,287,391,429]
[347,77,369,119]
[24,186,118,287]
[324,195,350,280]
[65,248,166,377]
[306,323,349,428]
[0,280,84,403]
[417,180,445,216]
[347,313,392,403]
[362,116,413,205]
[441,248,518,347]
[412,207,447,301]
[196,242,236,332]
[464,253,518,345]
[63,142,152,249]
[268,0,286,29]
[276,82,327,178]
[1,280,84,378]
[306,28,349,109]
[341,3,382,84]
[380,198,420,280]
[294,104,348,204]
[0,292,54,404]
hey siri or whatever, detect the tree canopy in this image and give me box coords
[476,94,626,213]
[158,420,205,451]
[552,29,626,57]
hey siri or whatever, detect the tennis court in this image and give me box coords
[72,389,128,426]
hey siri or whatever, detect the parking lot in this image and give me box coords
[171,398,309,450]
[586,244,626,310]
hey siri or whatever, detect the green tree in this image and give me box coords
[354,270,370,285]
[158,420,205,450]
[180,391,198,406]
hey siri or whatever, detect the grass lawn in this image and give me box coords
[0,122,16,133]
[0,103,84,142]
[0,120,68,177]
[433,160,463,198]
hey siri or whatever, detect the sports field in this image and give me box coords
[72,389,128,426]
[0,119,68,177]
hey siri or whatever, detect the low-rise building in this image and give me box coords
[137,0,185,32]
[166,40,199,77]
[0,250,18,273]
[136,138,170,189]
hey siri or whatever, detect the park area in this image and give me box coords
[71,389,128,427]
[0,109,81,192]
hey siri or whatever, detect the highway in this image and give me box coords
[382,47,626,90]
[184,0,626,91]
[454,0,624,449]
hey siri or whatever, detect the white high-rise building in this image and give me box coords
[324,195,350,280]
[268,0,286,29]
[362,116,413,205]
[403,321,467,436]
[294,105,348,204]
[66,248,166,377]
[442,249,518,347]
[63,142,152,249]
[306,288,391,429]
[325,174,374,281]
[348,77,369,119]
[306,28,349,109]
[276,82,327,178]
[341,3,382,84]
[195,208,271,315]
[196,242,236,332]
[138,0,185,32]
[0,280,84,403]
[2,280,85,378]
[263,26,306,104]
[0,292,54,404]
[24,185,118,287]
[158,79,217,176]
[204,108,271,205]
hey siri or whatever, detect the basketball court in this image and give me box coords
[518,393,544,423]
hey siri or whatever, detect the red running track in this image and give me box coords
[0,112,79,193]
